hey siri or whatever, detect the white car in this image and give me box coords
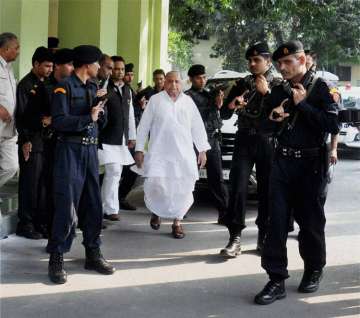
[337,86,360,156]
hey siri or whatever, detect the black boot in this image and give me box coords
[254,280,286,305]
[16,223,43,240]
[256,230,266,253]
[85,248,116,275]
[48,253,67,284]
[217,211,226,226]
[298,269,323,293]
[220,236,241,258]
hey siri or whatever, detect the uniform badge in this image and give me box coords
[283,48,289,55]
[54,87,67,94]
[253,50,258,55]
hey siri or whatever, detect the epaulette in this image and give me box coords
[54,87,67,94]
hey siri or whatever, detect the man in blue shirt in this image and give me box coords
[46,45,115,284]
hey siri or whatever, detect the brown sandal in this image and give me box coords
[150,213,161,230]
[171,224,185,239]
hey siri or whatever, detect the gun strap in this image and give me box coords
[280,77,320,133]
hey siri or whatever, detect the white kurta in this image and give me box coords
[99,83,136,214]
[136,90,210,219]
[98,83,136,166]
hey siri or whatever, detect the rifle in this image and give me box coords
[235,67,276,119]
[273,65,317,131]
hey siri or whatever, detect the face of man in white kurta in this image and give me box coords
[135,71,211,220]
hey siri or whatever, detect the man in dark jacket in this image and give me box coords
[47,45,115,284]
[185,64,229,223]
[15,46,53,239]
[98,56,136,221]
[219,43,281,257]
[254,41,339,305]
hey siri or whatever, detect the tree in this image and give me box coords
[168,31,193,71]
[170,0,360,71]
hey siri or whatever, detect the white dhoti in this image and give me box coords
[144,177,196,220]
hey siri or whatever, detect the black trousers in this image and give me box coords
[118,148,137,201]
[38,140,56,232]
[205,137,229,215]
[225,132,274,235]
[261,154,327,281]
[46,143,102,254]
[17,148,47,230]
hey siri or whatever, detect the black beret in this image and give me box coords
[245,42,270,59]
[48,37,59,49]
[32,46,54,64]
[73,45,102,65]
[54,48,74,65]
[188,64,206,77]
[125,63,134,73]
[272,40,304,61]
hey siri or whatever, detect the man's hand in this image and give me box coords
[255,75,269,96]
[197,151,207,169]
[134,151,144,168]
[330,149,338,165]
[269,99,290,122]
[0,105,11,123]
[22,142,32,162]
[91,101,105,122]
[128,140,136,149]
[96,88,107,98]
[215,89,225,109]
[292,83,306,105]
[42,116,52,127]
[139,96,148,110]
[228,90,248,110]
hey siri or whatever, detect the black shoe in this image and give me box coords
[103,214,121,221]
[119,200,136,211]
[256,230,266,253]
[254,280,286,305]
[16,225,43,240]
[220,236,241,258]
[85,248,116,275]
[298,270,323,293]
[48,253,67,284]
[36,224,50,239]
[217,216,226,226]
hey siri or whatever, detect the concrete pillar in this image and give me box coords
[57,0,118,56]
[0,0,49,79]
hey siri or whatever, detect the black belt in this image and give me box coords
[277,145,321,159]
[58,136,98,145]
[238,128,259,135]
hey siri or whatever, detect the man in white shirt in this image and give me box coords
[0,32,20,188]
[135,71,210,239]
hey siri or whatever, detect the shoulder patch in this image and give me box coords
[54,87,67,94]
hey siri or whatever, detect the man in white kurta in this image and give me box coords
[135,71,210,239]
[98,56,136,221]
[0,33,19,189]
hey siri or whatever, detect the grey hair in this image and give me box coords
[0,32,18,48]
[165,71,181,79]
